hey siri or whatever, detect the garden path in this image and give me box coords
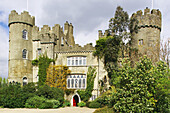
[0,107,96,113]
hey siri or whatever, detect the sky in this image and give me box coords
[0,0,169,78]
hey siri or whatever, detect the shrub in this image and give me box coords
[39,101,53,109]
[63,100,71,107]
[86,101,91,107]
[78,101,86,107]
[93,106,114,113]
[47,99,61,108]
[36,85,64,104]
[89,101,101,108]
[25,96,46,108]
[0,83,25,108]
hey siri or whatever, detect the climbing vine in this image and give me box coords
[77,66,96,102]
[46,65,71,91]
[32,55,54,85]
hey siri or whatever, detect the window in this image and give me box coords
[22,49,27,59]
[90,95,97,101]
[67,56,86,66]
[22,29,27,40]
[138,39,143,45]
[67,75,86,89]
[37,48,42,56]
[23,77,27,86]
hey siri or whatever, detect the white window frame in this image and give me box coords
[67,75,86,89]
[67,56,86,66]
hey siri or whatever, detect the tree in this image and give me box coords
[112,56,169,112]
[109,6,129,36]
[93,36,120,79]
[160,39,169,66]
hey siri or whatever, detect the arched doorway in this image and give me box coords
[73,95,79,106]
[71,93,81,107]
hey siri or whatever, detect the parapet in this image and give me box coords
[131,7,162,31]
[9,10,35,26]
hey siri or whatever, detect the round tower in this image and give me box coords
[8,10,35,85]
[131,7,162,62]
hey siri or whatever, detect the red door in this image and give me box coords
[73,98,76,106]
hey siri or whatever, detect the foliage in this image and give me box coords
[63,100,71,107]
[46,99,61,108]
[39,101,53,109]
[89,101,101,108]
[46,65,71,91]
[25,96,46,108]
[78,101,86,107]
[32,55,54,85]
[93,36,120,78]
[109,6,129,35]
[0,83,25,108]
[77,66,96,102]
[111,56,170,112]
[36,84,64,104]
[93,106,114,113]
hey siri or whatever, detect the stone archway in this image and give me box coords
[71,93,81,107]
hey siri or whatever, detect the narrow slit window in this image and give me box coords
[22,49,27,59]
[22,29,27,40]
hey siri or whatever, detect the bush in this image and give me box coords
[39,101,53,109]
[47,99,61,108]
[93,106,114,113]
[0,83,25,108]
[25,96,46,108]
[86,101,91,107]
[89,101,101,108]
[63,100,71,107]
[78,101,86,107]
[36,85,64,104]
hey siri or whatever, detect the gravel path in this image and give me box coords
[0,107,96,113]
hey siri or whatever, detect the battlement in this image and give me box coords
[98,30,110,39]
[131,7,162,31]
[57,43,95,53]
[9,10,35,26]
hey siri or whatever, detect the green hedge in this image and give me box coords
[89,101,101,108]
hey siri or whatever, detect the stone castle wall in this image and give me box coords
[131,7,161,62]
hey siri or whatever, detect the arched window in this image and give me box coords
[22,29,27,39]
[22,49,27,59]
[23,77,27,86]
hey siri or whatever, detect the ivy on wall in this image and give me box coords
[77,66,96,102]
[32,55,54,85]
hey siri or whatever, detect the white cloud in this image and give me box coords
[0,0,170,78]
[0,26,8,78]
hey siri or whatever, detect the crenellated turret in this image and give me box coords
[131,7,162,62]
[9,10,35,27]
[131,7,162,32]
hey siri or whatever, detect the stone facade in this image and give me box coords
[8,7,161,105]
[131,7,161,62]
[8,10,109,103]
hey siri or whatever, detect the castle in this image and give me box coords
[8,7,161,106]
